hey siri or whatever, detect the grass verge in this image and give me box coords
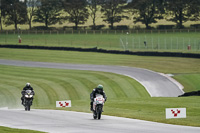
[0,126,45,133]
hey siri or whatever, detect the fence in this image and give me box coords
[0,29,200,35]
[120,35,200,51]
[0,29,199,52]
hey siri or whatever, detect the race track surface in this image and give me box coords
[0,109,199,133]
[0,59,184,97]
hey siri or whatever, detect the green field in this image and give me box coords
[0,126,45,133]
[0,48,200,130]
[0,31,200,52]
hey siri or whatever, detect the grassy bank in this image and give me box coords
[0,126,45,133]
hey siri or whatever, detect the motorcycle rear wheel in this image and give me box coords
[93,112,97,119]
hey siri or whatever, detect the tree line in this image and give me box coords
[0,0,200,30]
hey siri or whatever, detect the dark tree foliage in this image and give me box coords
[0,0,3,30]
[165,0,198,29]
[127,0,164,29]
[87,0,101,30]
[33,0,63,28]
[100,0,129,30]
[189,0,200,21]
[2,0,28,30]
[26,0,40,30]
[62,0,89,30]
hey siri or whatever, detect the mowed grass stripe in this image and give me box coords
[0,85,19,107]
[96,72,149,98]
[0,65,147,109]
[174,74,200,92]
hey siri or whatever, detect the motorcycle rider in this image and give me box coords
[90,84,107,111]
[21,83,34,105]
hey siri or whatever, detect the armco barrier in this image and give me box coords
[0,44,200,58]
[178,91,200,97]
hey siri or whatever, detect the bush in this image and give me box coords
[89,25,105,30]
[157,25,175,29]
[32,26,56,30]
[190,24,200,29]
[116,25,129,30]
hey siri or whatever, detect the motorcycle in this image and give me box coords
[21,90,34,111]
[93,94,105,119]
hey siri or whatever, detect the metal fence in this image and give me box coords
[0,29,200,35]
[0,29,200,52]
[120,36,200,51]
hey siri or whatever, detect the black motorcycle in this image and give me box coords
[21,90,34,111]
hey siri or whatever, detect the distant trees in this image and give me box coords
[0,0,200,30]
[100,0,129,29]
[189,0,200,21]
[26,0,40,30]
[62,0,89,30]
[3,0,27,30]
[0,0,3,30]
[87,0,101,30]
[165,0,199,28]
[127,0,164,29]
[33,0,63,28]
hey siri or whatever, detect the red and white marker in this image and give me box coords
[166,108,186,119]
[56,100,71,107]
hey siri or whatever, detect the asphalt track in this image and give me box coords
[0,59,184,97]
[0,109,200,133]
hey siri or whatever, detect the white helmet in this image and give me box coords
[26,83,31,87]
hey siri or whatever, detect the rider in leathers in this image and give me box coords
[21,83,34,105]
[90,84,107,111]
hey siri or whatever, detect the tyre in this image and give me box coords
[97,111,101,119]
[27,105,30,111]
[93,111,97,119]
[93,114,97,119]
[97,105,102,119]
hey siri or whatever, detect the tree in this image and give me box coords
[62,0,89,30]
[190,0,200,21]
[3,0,28,30]
[0,0,3,30]
[127,0,164,29]
[87,0,101,30]
[165,0,197,29]
[33,0,63,28]
[26,0,40,30]
[100,0,129,30]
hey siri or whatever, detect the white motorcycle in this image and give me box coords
[93,94,105,119]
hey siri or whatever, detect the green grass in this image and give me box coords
[0,126,45,133]
[174,74,200,92]
[0,48,200,128]
[0,65,148,107]
[0,32,199,52]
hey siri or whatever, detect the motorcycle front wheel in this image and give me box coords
[97,105,102,119]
